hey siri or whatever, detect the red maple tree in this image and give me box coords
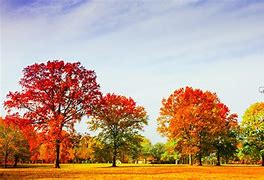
[4,60,102,168]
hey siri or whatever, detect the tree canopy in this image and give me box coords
[4,60,102,168]
[242,102,264,166]
[89,93,148,167]
[157,87,237,165]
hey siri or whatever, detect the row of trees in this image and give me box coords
[1,60,263,168]
[2,61,147,168]
[0,118,262,167]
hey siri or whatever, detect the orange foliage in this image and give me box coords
[157,87,237,157]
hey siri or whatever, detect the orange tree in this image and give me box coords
[4,60,101,168]
[157,87,237,165]
[89,93,148,167]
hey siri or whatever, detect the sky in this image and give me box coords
[0,0,264,143]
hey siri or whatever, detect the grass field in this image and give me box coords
[0,164,263,180]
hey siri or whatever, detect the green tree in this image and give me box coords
[141,138,152,164]
[161,141,180,164]
[128,135,144,163]
[242,102,264,166]
[92,139,112,163]
[150,143,165,163]
[212,114,238,165]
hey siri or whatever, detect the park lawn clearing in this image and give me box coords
[0,164,263,179]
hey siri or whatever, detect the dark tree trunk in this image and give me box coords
[54,139,60,168]
[13,155,19,168]
[4,152,8,168]
[198,153,202,166]
[112,137,118,167]
[261,155,264,166]
[216,148,221,166]
[112,153,116,167]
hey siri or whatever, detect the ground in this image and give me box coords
[0,164,263,179]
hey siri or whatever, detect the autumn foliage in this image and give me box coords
[4,60,102,168]
[4,115,41,162]
[89,93,148,167]
[0,117,30,168]
[157,87,238,165]
[1,60,263,168]
[242,102,264,166]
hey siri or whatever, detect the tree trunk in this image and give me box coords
[54,139,60,168]
[216,149,220,166]
[4,151,8,168]
[112,138,117,167]
[112,153,116,167]
[13,155,19,168]
[189,154,193,165]
[198,153,202,166]
[261,154,264,166]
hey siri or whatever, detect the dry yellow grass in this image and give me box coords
[0,164,263,180]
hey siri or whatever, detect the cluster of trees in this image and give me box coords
[157,87,264,166]
[0,60,263,168]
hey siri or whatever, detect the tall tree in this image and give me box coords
[4,60,101,168]
[89,93,148,167]
[242,102,264,166]
[157,87,237,165]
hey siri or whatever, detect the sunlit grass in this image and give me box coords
[0,163,263,179]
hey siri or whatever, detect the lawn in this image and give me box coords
[0,164,263,179]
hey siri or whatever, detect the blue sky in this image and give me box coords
[1,0,264,143]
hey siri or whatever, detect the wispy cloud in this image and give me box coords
[1,0,264,142]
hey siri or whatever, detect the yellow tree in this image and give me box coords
[242,102,264,166]
[76,135,96,162]
[0,117,29,168]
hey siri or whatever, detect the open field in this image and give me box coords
[0,164,263,180]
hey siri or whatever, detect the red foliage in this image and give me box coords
[4,60,102,167]
[91,93,147,130]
